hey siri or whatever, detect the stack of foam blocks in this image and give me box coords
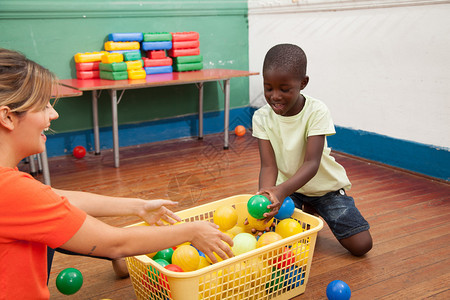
[74,51,107,79]
[105,33,146,80]
[169,32,203,72]
[141,32,173,75]
[99,53,128,80]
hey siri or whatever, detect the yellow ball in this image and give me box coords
[275,218,304,238]
[256,232,283,248]
[227,225,245,237]
[232,233,257,256]
[205,241,232,264]
[197,256,211,269]
[213,206,238,231]
[171,245,200,272]
[247,215,274,231]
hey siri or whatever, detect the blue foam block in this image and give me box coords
[142,41,172,51]
[108,32,143,42]
[145,66,173,75]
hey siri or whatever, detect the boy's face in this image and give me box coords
[263,68,308,116]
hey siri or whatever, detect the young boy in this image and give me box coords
[252,44,372,256]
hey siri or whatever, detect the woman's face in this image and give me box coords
[14,101,59,158]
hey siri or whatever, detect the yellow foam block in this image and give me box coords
[126,60,143,70]
[128,68,146,80]
[74,51,108,63]
[104,41,140,51]
[101,53,124,64]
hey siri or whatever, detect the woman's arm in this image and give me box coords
[52,188,180,225]
[60,216,234,263]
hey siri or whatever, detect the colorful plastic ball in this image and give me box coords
[153,248,174,264]
[165,264,184,272]
[292,242,310,267]
[232,233,257,256]
[56,268,83,295]
[72,146,86,159]
[227,225,245,238]
[235,125,246,136]
[153,258,170,267]
[256,232,283,248]
[275,218,303,238]
[326,280,351,300]
[197,256,211,269]
[274,197,295,220]
[247,195,271,219]
[247,214,274,231]
[265,269,284,293]
[213,205,238,231]
[172,245,200,271]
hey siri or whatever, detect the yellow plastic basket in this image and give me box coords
[125,194,323,300]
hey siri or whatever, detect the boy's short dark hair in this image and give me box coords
[263,43,307,79]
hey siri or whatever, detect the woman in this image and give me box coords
[0,48,233,299]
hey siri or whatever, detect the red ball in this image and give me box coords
[235,125,246,137]
[73,146,86,159]
[164,264,183,272]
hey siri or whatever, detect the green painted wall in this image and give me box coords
[0,0,249,133]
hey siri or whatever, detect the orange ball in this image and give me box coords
[235,125,246,137]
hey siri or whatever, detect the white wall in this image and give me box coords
[248,1,450,149]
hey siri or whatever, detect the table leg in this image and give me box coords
[41,148,51,185]
[111,90,120,168]
[198,82,204,139]
[92,90,101,155]
[223,79,230,149]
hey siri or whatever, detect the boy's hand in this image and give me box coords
[257,189,283,221]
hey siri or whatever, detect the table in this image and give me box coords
[60,69,259,168]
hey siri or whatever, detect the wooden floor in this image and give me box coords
[23,133,449,300]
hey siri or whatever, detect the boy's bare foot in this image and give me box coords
[112,258,129,278]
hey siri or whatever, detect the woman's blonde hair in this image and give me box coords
[0,48,58,114]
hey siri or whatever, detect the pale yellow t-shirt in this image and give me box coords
[252,95,351,197]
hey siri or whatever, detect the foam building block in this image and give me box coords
[142,41,172,51]
[101,53,124,64]
[143,32,172,42]
[99,62,128,72]
[168,48,200,57]
[172,40,200,49]
[144,66,173,75]
[147,50,166,59]
[108,32,143,42]
[100,70,128,80]
[173,62,203,72]
[74,51,108,63]
[125,60,144,70]
[143,57,172,67]
[171,32,199,42]
[76,70,100,80]
[128,68,146,80]
[173,55,202,64]
[123,51,142,61]
[104,41,140,51]
[75,61,100,71]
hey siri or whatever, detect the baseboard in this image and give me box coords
[328,126,449,181]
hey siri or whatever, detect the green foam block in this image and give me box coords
[174,55,203,64]
[173,62,203,72]
[143,32,173,42]
[99,62,127,72]
[100,70,128,80]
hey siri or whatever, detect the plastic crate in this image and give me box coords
[125,194,323,300]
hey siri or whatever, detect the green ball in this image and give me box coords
[56,268,83,295]
[153,248,174,264]
[247,195,271,219]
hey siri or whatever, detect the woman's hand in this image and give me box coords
[137,200,182,226]
[189,222,234,263]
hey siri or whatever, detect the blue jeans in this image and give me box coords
[290,189,370,240]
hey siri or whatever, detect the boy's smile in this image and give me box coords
[263,68,308,116]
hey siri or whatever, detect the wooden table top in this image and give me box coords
[59,69,259,91]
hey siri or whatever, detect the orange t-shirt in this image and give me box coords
[0,167,87,299]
